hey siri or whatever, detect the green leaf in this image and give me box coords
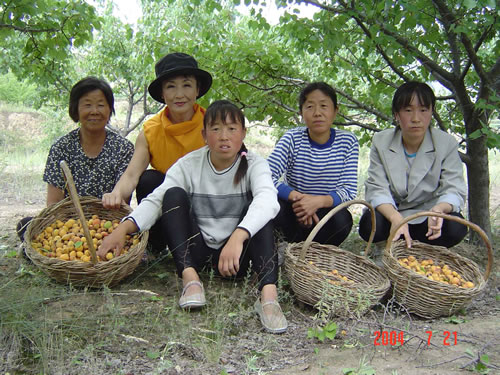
[445,316,465,324]
[5,250,18,258]
[463,0,477,9]
[146,351,160,359]
[479,354,489,364]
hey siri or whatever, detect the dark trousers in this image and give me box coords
[273,198,353,246]
[160,187,278,290]
[136,169,166,252]
[358,209,468,248]
[16,216,33,241]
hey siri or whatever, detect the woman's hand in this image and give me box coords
[426,203,452,240]
[97,219,137,259]
[291,193,332,228]
[218,228,248,277]
[102,191,124,209]
[378,204,412,248]
[389,216,412,249]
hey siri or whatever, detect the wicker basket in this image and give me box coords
[383,211,494,319]
[24,161,148,287]
[284,200,391,317]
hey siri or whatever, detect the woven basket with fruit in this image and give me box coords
[24,161,148,287]
[284,200,391,317]
[383,211,493,319]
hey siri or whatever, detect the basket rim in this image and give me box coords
[383,240,486,291]
[24,196,148,286]
[384,211,494,281]
[299,199,376,259]
[285,241,391,289]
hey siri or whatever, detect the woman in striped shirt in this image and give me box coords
[268,82,359,246]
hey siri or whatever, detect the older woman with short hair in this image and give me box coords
[17,76,134,240]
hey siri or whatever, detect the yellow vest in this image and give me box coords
[144,104,205,174]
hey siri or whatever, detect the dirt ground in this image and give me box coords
[0,111,499,374]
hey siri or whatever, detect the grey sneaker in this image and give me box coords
[254,298,288,334]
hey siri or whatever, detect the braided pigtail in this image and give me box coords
[234,143,248,186]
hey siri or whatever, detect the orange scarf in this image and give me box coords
[144,104,206,173]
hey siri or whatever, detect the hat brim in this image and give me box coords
[148,68,212,103]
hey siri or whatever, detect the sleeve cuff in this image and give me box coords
[329,191,342,207]
[236,226,252,239]
[437,194,462,212]
[122,216,141,234]
[277,184,293,201]
[370,195,397,209]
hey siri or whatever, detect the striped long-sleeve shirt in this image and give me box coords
[267,127,359,207]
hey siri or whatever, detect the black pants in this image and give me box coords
[136,169,166,252]
[16,216,33,241]
[273,198,353,246]
[358,209,468,248]
[161,187,278,290]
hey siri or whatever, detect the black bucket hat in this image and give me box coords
[148,52,212,103]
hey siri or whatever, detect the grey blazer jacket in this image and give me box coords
[365,127,466,223]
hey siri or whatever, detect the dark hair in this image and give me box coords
[299,82,338,112]
[392,81,436,115]
[69,77,115,123]
[204,100,247,185]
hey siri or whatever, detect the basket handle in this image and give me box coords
[299,199,376,261]
[385,211,493,281]
[60,161,98,264]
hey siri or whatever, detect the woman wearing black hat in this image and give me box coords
[102,52,212,251]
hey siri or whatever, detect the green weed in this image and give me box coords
[307,321,337,343]
[342,356,376,375]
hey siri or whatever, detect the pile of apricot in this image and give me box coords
[309,261,354,285]
[398,256,474,288]
[31,215,139,262]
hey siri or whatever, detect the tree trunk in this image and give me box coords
[465,134,491,243]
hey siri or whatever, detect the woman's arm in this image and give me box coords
[328,132,359,204]
[377,203,412,248]
[434,138,466,212]
[102,131,151,209]
[267,131,296,201]
[364,135,398,209]
[46,184,65,206]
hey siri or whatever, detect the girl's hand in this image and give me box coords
[97,219,137,259]
[97,230,125,259]
[218,228,248,277]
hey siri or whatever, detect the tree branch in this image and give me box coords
[334,87,392,123]
[0,23,60,33]
[460,23,495,82]
[336,113,380,132]
[431,0,462,75]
